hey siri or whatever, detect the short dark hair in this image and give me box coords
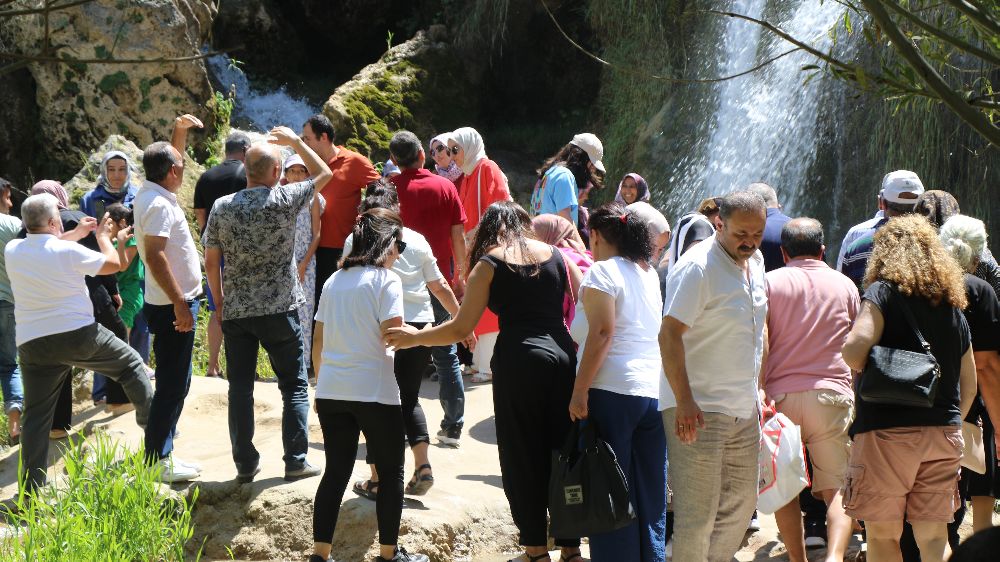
[780,217,824,259]
[359,179,400,214]
[588,202,654,264]
[303,114,335,143]
[719,190,766,220]
[884,200,918,215]
[224,132,251,155]
[142,141,178,183]
[340,207,403,270]
[388,131,423,168]
[106,202,133,226]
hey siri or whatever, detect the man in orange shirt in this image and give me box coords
[300,114,380,303]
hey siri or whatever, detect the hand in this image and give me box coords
[383,324,419,350]
[462,332,477,352]
[569,388,589,421]
[297,260,307,283]
[451,276,466,301]
[674,398,705,444]
[112,293,123,310]
[75,216,97,235]
[174,114,204,130]
[267,126,301,147]
[759,388,776,418]
[116,224,133,245]
[95,213,114,240]
[172,302,194,332]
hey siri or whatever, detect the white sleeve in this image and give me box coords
[137,199,173,238]
[64,242,106,277]
[419,244,444,283]
[379,273,404,323]
[662,261,707,327]
[580,260,616,298]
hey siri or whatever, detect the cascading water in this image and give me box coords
[660,0,849,216]
[206,54,319,132]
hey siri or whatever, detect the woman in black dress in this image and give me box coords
[386,201,584,562]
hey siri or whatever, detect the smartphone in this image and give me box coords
[94,199,106,220]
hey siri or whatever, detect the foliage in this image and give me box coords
[0,433,201,561]
[200,91,235,169]
[189,303,277,380]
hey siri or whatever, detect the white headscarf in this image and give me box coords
[449,127,487,176]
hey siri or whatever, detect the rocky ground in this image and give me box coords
[0,374,987,561]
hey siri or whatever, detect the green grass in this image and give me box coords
[189,304,277,380]
[0,433,201,561]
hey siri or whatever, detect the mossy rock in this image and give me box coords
[322,27,476,161]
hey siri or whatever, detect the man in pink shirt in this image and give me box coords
[763,217,860,562]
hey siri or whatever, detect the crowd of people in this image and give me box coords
[0,111,998,562]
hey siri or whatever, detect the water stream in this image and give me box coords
[206,54,319,133]
[659,0,849,216]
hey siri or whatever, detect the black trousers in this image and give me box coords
[314,398,405,545]
[95,302,130,405]
[314,247,343,305]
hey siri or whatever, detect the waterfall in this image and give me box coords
[206,54,319,133]
[661,0,849,215]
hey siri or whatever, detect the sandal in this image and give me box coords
[508,553,550,562]
[404,463,434,495]
[560,553,584,562]
[471,372,492,383]
[352,479,379,501]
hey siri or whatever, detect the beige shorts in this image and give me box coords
[843,426,963,523]
[774,389,853,493]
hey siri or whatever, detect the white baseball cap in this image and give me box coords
[569,133,606,174]
[880,170,924,204]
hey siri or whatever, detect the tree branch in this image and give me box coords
[0,0,95,17]
[861,0,1000,145]
[0,46,238,66]
[883,0,1000,66]
[942,0,1000,37]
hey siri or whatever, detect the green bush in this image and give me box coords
[0,433,201,561]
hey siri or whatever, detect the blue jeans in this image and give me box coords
[430,294,464,431]
[129,308,150,362]
[143,300,199,461]
[222,310,309,473]
[0,300,24,413]
[587,389,667,562]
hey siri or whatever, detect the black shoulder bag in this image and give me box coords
[857,288,941,408]
[548,420,636,537]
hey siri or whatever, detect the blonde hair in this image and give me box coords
[864,214,967,308]
[939,215,986,272]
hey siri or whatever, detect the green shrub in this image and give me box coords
[0,433,201,561]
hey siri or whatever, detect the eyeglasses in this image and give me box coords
[448,146,461,155]
[396,239,407,253]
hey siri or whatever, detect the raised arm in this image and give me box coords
[94,215,121,275]
[170,114,204,156]
[267,126,333,189]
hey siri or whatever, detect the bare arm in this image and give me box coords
[976,350,1000,426]
[312,321,324,381]
[143,234,194,331]
[569,287,616,421]
[557,208,573,223]
[565,254,583,300]
[59,216,97,242]
[115,226,136,272]
[205,246,223,321]
[427,279,460,317]
[170,114,204,156]
[267,126,333,189]
[298,194,323,281]
[194,208,208,233]
[659,314,704,444]
[959,347,978,419]
[385,260,493,348]
[94,216,121,275]
[842,301,884,372]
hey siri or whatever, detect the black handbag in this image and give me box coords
[857,288,941,408]
[548,420,636,537]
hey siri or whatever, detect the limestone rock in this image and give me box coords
[62,135,205,223]
[4,0,218,174]
[322,27,478,161]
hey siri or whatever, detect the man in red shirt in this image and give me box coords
[300,114,380,303]
[388,130,469,447]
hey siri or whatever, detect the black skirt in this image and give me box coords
[961,397,999,499]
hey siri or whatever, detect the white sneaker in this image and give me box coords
[665,538,673,560]
[155,457,200,483]
[748,512,761,532]
[176,458,202,472]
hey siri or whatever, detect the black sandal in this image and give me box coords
[508,553,550,562]
[352,479,379,500]
[561,553,584,562]
[404,463,434,496]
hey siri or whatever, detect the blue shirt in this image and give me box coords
[761,208,792,272]
[80,183,139,217]
[839,217,889,288]
[531,166,579,226]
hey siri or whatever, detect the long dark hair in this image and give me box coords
[537,143,604,193]
[589,202,653,264]
[339,208,402,270]
[469,201,539,276]
[359,179,400,213]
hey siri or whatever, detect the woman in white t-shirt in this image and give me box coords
[310,207,429,562]
[568,202,668,562]
[343,180,466,501]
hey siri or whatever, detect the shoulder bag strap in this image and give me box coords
[891,286,938,363]
[476,163,483,224]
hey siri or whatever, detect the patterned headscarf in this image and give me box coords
[430,134,463,182]
[449,127,487,176]
[914,190,960,228]
[614,173,650,204]
[31,180,69,210]
[532,214,587,253]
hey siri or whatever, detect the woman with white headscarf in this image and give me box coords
[429,133,463,186]
[80,151,140,218]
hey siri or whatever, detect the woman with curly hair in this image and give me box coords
[841,214,977,562]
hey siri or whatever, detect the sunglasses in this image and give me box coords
[448,146,461,155]
[433,145,449,155]
[396,239,407,253]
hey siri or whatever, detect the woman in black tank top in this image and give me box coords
[386,202,584,562]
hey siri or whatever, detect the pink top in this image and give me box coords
[764,259,860,398]
[558,247,594,327]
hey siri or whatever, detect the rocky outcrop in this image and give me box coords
[0,68,43,192]
[322,26,478,161]
[211,0,304,78]
[3,0,218,174]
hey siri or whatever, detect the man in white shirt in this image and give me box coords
[133,114,204,482]
[6,194,153,494]
[659,190,768,562]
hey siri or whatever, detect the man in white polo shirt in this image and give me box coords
[6,194,153,494]
[658,190,768,561]
[133,114,204,482]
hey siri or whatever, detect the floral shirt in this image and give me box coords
[203,179,315,320]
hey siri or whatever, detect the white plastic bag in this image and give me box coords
[757,412,810,514]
